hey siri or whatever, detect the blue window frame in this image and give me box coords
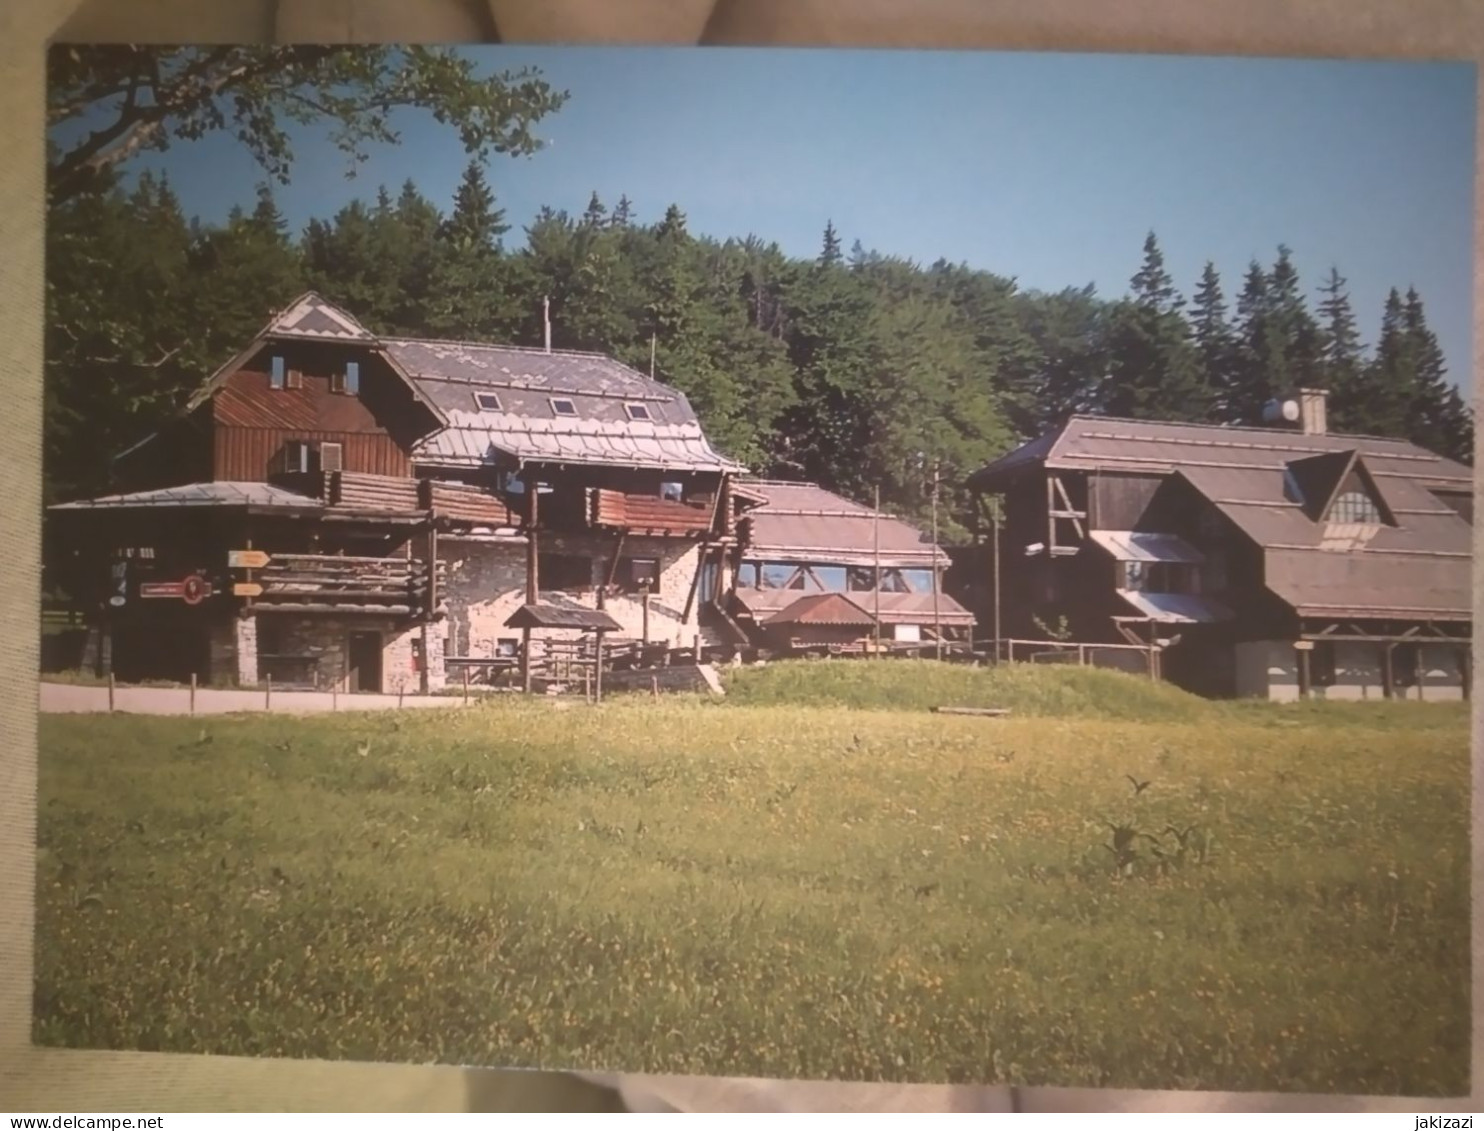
[270,356,286,389]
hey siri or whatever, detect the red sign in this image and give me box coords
[139,575,214,604]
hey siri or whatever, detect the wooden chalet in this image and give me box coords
[46,293,749,692]
[965,389,1474,701]
[724,480,974,655]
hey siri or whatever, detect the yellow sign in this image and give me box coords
[228,550,271,569]
[232,582,264,598]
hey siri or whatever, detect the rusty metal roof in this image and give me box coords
[734,586,975,626]
[49,482,321,511]
[762,592,877,627]
[737,480,950,568]
[971,415,1473,489]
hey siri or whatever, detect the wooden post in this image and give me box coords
[693,634,702,663]
[463,666,470,705]
[873,485,882,656]
[594,630,605,703]
[398,682,404,709]
[992,504,1001,664]
[523,475,539,695]
[189,672,197,716]
[1298,646,1312,700]
[642,586,651,644]
[931,462,942,662]
[1381,643,1395,700]
[584,666,592,704]
[265,673,272,710]
[107,671,115,713]
[652,674,659,699]
[332,680,338,711]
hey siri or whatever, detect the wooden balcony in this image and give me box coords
[251,553,445,618]
[269,470,519,528]
[590,489,715,536]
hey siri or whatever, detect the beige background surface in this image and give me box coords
[0,0,1479,1113]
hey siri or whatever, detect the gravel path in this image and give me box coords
[38,681,469,716]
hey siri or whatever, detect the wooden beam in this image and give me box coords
[1052,475,1086,539]
[681,543,709,624]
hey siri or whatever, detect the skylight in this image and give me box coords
[549,397,578,418]
[625,402,653,422]
[473,391,502,412]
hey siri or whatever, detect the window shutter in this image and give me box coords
[319,442,344,473]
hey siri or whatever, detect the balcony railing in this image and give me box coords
[591,489,715,536]
[252,553,445,617]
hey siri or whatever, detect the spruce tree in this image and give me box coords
[610,194,634,228]
[1315,267,1365,432]
[1189,261,1237,422]
[1402,287,1472,462]
[581,190,607,229]
[819,220,843,267]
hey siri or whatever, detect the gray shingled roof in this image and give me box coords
[382,338,746,474]
[49,482,322,511]
[738,480,951,568]
[970,415,1473,489]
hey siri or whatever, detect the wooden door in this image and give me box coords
[347,630,383,692]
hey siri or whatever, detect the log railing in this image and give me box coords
[253,553,445,617]
[270,471,519,527]
[591,489,714,535]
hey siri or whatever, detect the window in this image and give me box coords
[319,442,344,473]
[549,397,578,418]
[473,391,502,412]
[345,362,360,395]
[811,566,848,593]
[737,561,760,589]
[501,471,526,495]
[286,368,304,390]
[1122,560,1148,591]
[760,563,797,590]
[539,553,593,592]
[495,638,520,658]
[699,560,720,604]
[282,440,315,474]
[625,402,653,422]
[1122,560,1198,594]
[660,481,684,503]
[900,569,935,594]
[847,566,877,592]
[878,570,911,594]
[1311,641,1337,688]
[270,356,286,389]
[1330,490,1382,525]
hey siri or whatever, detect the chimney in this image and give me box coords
[1298,388,1328,435]
[543,296,551,354]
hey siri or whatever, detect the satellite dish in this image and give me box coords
[1262,398,1301,424]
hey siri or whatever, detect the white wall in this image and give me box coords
[1236,639,1466,702]
[1234,640,1299,701]
[1314,641,1384,701]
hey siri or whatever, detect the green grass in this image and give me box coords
[33,665,1470,1094]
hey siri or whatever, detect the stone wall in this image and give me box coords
[207,615,257,687]
[440,532,722,663]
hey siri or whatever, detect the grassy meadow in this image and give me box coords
[32,663,1472,1094]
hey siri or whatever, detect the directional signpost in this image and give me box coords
[233,582,264,598]
[228,550,271,570]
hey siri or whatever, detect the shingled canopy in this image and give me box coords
[504,604,622,632]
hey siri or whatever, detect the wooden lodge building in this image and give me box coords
[965,389,1474,701]
[45,294,968,691]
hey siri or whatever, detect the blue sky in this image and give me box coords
[100,47,1476,391]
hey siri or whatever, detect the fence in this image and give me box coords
[987,637,1162,680]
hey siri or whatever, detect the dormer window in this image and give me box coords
[549,397,578,418]
[1329,490,1382,525]
[625,402,653,422]
[473,391,502,412]
[660,481,684,503]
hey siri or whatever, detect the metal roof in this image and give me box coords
[762,593,878,627]
[382,339,746,474]
[1089,531,1204,564]
[733,586,976,626]
[737,480,951,568]
[970,415,1473,489]
[49,481,322,511]
[503,603,622,631]
[1116,590,1234,624]
[264,293,377,342]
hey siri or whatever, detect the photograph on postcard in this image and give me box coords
[33,44,1473,1094]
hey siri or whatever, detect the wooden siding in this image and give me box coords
[591,489,715,534]
[427,481,517,527]
[213,428,411,482]
[1090,471,1164,530]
